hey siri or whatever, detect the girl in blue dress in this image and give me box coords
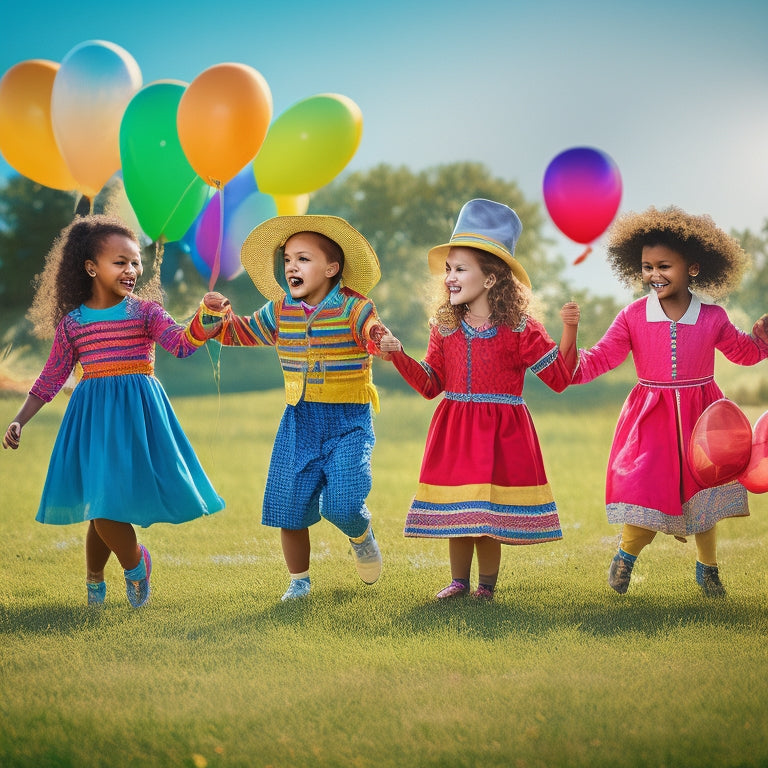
[2,215,225,608]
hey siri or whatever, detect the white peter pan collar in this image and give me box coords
[646,289,702,324]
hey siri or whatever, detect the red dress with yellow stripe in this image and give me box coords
[390,316,573,544]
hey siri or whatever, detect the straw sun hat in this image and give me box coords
[240,215,381,301]
[426,198,531,288]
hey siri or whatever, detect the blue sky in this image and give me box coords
[2,0,767,298]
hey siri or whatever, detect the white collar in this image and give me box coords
[645,289,702,324]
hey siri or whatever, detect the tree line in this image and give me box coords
[1,162,766,359]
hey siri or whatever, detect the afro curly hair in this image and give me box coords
[605,206,748,300]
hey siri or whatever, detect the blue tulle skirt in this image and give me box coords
[36,374,225,527]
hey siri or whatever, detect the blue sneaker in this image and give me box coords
[349,527,382,584]
[281,577,311,601]
[87,581,106,606]
[696,561,726,597]
[608,552,634,594]
[125,545,152,608]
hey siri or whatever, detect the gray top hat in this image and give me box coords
[427,198,529,288]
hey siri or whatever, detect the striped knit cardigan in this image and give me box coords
[212,284,382,410]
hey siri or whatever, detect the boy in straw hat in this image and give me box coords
[203,215,386,601]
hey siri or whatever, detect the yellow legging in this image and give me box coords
[620,523,718,566]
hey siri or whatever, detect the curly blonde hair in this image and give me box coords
[429,248,531,331]
[606,206,748,299]
[28,215,158,339]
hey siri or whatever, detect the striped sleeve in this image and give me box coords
[216,301,278,347]
[29,318,77,402]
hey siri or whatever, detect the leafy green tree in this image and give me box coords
[0,177,76,312]
[310,161,618,348]
[731,220,768,322]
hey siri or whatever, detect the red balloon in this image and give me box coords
[738,410,768,493]
[542,146,622,244]
[688,399,752,488]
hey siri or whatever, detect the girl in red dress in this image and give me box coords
[379,199,579,600]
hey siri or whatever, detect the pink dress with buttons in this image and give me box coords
[573,291,768,535]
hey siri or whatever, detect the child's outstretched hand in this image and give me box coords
[753,314,768,346]
[203,292,231,314]
[367,325,402,360]
[3,421,21,450]
[560,301,580,326]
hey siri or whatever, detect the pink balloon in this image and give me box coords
[688,399,752,488]
[542,146,622,244]
[738,410,768,493]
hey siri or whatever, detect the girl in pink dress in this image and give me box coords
[379,199,580,600]
[572,206,768,597]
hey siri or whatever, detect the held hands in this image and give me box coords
[3,422,21,450]
[560,301,580,326]
[367,324,402,360]
[203,292,231,314]
[199,292,231,338]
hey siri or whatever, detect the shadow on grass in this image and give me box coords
[4,587,765,643]
[1,603,107,634]
[391,592,768,640]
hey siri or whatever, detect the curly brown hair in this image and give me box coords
[429,247,532,331]
[28,215,146,339]
[606,206,748,299]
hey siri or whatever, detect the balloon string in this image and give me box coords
[209,183,223,290]
[194,336,223,472]
[155,238,165,275]
[573,246,592,265]
[157,174,206,243]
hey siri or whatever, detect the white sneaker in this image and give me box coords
[281,577,311,601]
[349,528,382,584]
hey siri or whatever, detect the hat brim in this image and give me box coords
[240,215,381,301]
[427,240,531,289]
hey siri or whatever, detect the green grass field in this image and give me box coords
[1,386,767,768]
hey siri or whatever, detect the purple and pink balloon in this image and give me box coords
[191,167,277,286]
[542,146,622,264]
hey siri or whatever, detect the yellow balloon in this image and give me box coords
[253,93,363,195]
[272,193,310,216]
[0,60,78,191]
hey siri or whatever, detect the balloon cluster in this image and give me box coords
[0,40,363,286]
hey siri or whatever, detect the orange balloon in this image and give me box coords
[0,59,77,190]
[177,63,272,188]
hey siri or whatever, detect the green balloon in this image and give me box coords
[253,93,362,195]
[119,81,211,242]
